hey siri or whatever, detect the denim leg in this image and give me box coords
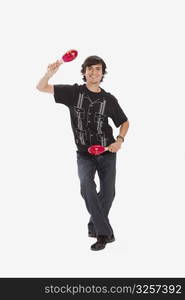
[88,217,96,235]
[97,153,116,216]
[77,153,114,237]
[88,153,116,235]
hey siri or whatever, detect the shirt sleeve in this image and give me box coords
[53,84,77,107]
[109,95,128,127]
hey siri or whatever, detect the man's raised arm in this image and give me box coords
[36,60,63,94]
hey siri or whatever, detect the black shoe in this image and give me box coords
[91,236,107,251]
[105,234,115,243]
[88,232,96,238]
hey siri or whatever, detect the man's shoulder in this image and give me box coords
[70,83,86,94]
[102,89,117,102]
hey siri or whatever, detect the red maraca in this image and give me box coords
[88,145,109,156]
[59,49,78,63]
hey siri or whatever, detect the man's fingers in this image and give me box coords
[47,60,63,73]
[107,143,121,153]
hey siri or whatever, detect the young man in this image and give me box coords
[36,55,129,251]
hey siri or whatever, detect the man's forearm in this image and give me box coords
[109,120,129,152]
[36,73,51,91]
[36,60,62,91]
[118,120,129,140]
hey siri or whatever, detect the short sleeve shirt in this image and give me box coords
[54,83,128,152]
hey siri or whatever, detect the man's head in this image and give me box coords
[81,56,107,84]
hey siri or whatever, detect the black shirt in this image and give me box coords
[54,83,128,153]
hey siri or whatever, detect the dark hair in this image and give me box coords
[81,55,107,82]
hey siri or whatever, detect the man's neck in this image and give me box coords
[86,83,101,93]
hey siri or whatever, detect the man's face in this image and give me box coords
[84,64,103,84]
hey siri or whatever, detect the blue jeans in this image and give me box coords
[77,152,116,238]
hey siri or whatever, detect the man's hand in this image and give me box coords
[46,60,63,78]
[108,140,122,153]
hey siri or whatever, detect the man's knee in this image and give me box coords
[80,177,96,189]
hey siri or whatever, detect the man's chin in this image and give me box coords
[88,80,100,84]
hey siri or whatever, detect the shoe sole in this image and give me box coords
[91,245,106,251]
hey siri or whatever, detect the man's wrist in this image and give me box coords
[44,72,52,79]
[116,135,124,143]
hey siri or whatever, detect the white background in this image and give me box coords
[0,0,185,277]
